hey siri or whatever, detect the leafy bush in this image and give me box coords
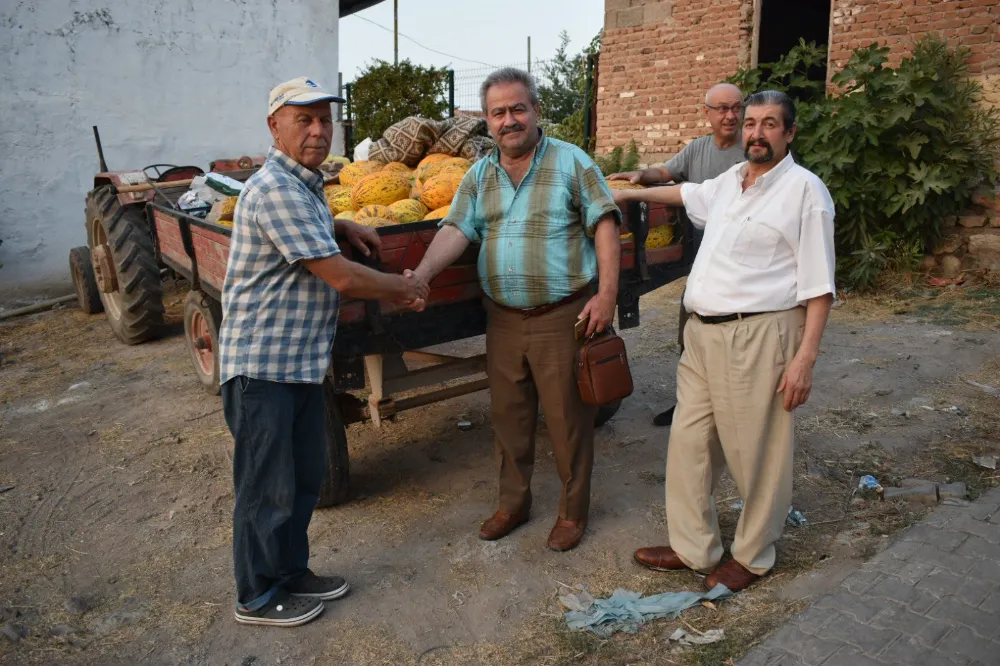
[730,35,1000,290]
[593,140,640,175]
[350,60,449,141]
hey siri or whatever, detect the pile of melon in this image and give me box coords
[325,153,471,229]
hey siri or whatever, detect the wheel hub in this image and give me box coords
[91,244,119,294]
[189,310,215,376]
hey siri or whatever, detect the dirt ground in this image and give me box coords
[1,276,999,666]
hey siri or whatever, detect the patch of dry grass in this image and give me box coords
[833,270,1000,331]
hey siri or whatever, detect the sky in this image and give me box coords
[338,0,606,106]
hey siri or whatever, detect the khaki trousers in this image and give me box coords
[485,297,597,523]
[665,307,805,575]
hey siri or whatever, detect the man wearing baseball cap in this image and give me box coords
[219,76,429,627]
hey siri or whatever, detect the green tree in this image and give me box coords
[729,35,1000,290]
[538,31,586,125]
[540,31,602,150]
[351,59,449,141]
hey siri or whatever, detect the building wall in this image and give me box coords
[597,0,754,166]
[597,0,1000,167]
[0,0,342,300]
[830,0,1000,106]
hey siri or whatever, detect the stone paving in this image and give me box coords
[739,488,1000,666]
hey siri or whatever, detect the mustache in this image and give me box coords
[746,139,771,148]
[500,123,526,136]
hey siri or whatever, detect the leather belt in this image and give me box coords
[490,286,592,319]
[692,311,770,325]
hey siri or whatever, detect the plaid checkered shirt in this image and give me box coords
[443,132,621,309]
[218,147,341,385]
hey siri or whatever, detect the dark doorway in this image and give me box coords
[756,0,831,83]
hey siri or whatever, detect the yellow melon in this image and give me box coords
[325,155,351,166]
[334,210,355,221]
[419,171,464,211]
[606,180,647,190]
[388,198,429,223]
[355,204,398,223]
[423,205,451,221]
[645,225,674,249]
[382,161,412,174]
[618,225,673,246]
[355,216,398,228]
[350,172,410,209]
[325,185,355,214]
[339,160,383,186]
[416,157,471,186]
[417,153,452,168]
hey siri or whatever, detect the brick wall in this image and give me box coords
[830,0,1000,105]
[597,0,753,165]
[597,0,1000,167]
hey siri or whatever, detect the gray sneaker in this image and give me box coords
[285,570,350,601]
[234,590,323,627]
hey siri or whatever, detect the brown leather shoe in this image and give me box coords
[479,510,530,541]
[633,546,690,572]
[705,560,760,592]
[547,519,586,552]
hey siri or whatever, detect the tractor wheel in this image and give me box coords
[85,185,165,345]
[183,290,222,395]
[594,400,623,428]
[317,378,351,508]
[68,246,103,314]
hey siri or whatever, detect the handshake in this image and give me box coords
[397,269,429,312]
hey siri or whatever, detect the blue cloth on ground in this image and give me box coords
[562,584,734,637]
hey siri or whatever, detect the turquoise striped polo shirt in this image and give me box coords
[443,132,621,309]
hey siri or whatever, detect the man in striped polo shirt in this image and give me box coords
[413,67,622,552]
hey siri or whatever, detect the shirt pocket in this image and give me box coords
[730,219,782,270]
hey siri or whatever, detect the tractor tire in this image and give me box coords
[594,400,623,428]
[183,290,222,395]
[317,378,351,508]
[68,246,103,314]
[85,185,165,345]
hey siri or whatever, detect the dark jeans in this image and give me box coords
[222,376,327,609]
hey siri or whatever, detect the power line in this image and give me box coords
[347,13,497,68]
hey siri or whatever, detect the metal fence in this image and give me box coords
[339,59,564,154]
[452,60,552,114]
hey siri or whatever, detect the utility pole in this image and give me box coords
[527,36,531,73]
[394,0,399,65]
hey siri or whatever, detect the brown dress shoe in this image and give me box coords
[705,560,760,592]
[479,510,529,541]
[547,519,586,552]
[633,546,690,571]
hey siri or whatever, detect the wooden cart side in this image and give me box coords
[148,204,232,303]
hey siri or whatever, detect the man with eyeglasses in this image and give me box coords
[608,82,745,427]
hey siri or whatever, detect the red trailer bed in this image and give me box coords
[147,200,692,506]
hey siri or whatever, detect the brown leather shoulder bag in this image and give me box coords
[576,328,634,406]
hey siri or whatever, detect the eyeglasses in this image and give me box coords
[705,103,744,115]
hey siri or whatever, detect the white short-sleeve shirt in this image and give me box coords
[680,152,836,317]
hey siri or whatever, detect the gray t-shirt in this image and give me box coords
[664,134,744,184]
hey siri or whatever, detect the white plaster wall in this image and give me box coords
[0,0,342,300]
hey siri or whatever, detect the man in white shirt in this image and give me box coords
[611,90,836,592]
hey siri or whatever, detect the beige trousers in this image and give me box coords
[665,307,805,575]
